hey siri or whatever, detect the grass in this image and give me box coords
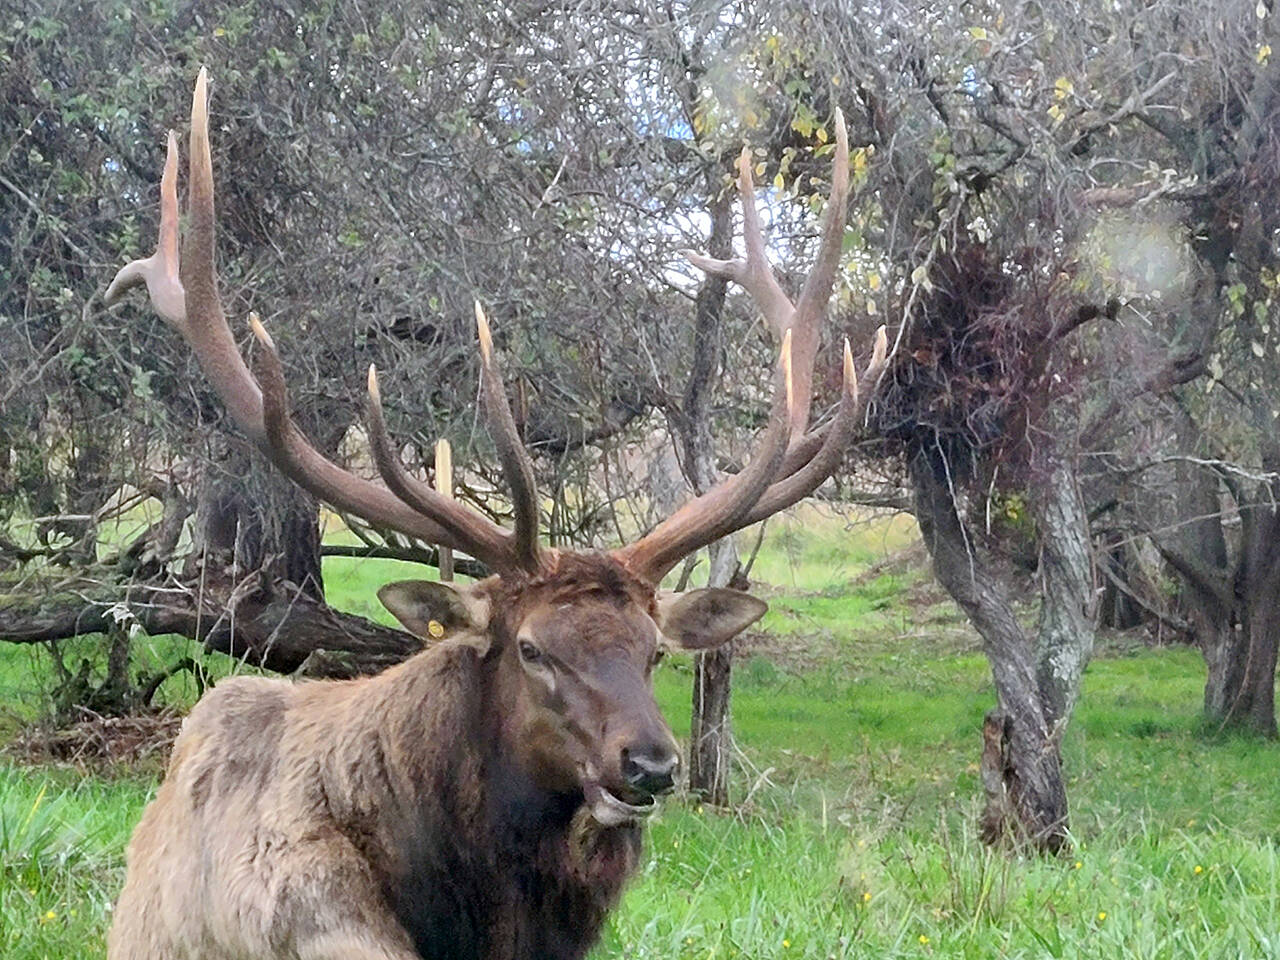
[2,504,1279,958]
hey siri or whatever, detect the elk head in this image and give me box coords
[105,69,888,825]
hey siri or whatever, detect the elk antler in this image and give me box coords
[475,304,543,571]
[105,68,544,575]
[104,130,184,325]
[683,110,853,438]
[107,70,883,589]
[616,110,887,584]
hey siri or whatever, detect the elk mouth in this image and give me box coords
[583,781,657,827]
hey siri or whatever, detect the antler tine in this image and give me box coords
[616,332,795,583]
[475,303,544,573]
[684,110,849,439]
[105,130,185,327]
[681,146,794,345]
[741,325,887,525]
[362,365,513,570]
[108,68,525,567]
[617,110,862,585]
[242,314,518,568]
[181,68,272,438]
[788,107,849,437]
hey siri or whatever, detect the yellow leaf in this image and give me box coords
[831,75,841,86]
[427,620,445,638]
[754,161,767,177]
[1048,103,1064,121]
[1258,43,1272,64]
[968,26,988,39]
[868,272,882,291]
[816,126,828,143]
[1053,76,1074,99]
[744,109,759,128]
[773,172,785,189]
[866,298,878,315]
[213,26,226,37]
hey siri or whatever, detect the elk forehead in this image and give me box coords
[517,595,659,663]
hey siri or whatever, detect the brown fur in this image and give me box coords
[107,555,765,960]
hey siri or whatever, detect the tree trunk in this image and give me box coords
[1033,458,1097,729]
[909,446,1092,851]
[1158,448,1280,737]
[676,188,738,805]
[1097,540,1143,630]
[1201,613,1279,736]
[689,538,739,806]
[1197,514,1280,736]
[0,574,422,677]
[192,444,325,603]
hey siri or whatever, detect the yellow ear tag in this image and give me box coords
[427,620,445,639]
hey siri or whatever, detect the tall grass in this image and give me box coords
[0,767,148,959]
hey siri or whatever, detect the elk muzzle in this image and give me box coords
[621,742,679,796]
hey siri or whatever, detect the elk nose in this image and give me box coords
[621,745,679,796]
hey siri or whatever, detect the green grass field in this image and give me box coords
[2,506,1278,959]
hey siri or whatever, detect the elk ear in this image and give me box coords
[378,580,491,644]
[656,588,768,651]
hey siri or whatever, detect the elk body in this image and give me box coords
[103,70,885,960]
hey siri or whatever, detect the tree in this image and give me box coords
[0,2,849,717]
[744,0,1278,843]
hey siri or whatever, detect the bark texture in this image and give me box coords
[0,574,422,677]
[688,539,739,806]
[910,445,1095,851]
[675,189,738,806]
[1,444,425,680]
[1155,424,1280,737]
[192,446,326,603]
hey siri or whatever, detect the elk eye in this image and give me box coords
[518,640,543,664]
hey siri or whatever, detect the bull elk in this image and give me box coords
[103,69,886,960]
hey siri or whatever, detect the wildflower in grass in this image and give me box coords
[782,939,791,948]
[862,891,872,903]
[1097,911,1107,921]
[39,910,56,925]
[918,934,930,945]
[1073,861,1082,870]
[1194,864,1203,874]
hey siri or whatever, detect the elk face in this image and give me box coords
[379,575,766,826]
